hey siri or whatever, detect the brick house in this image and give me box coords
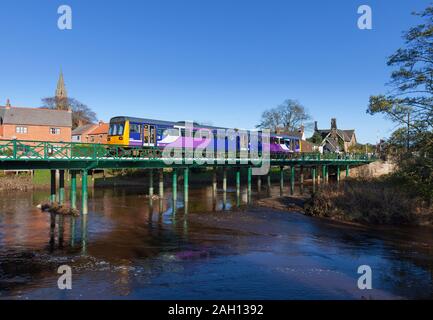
[71,123,98,143]
[0,100,72,142]
[87,121,109,144]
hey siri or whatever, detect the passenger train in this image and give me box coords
[107,116,301,154]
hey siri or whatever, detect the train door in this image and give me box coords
[143,124,156,147]
[129,123,142,145]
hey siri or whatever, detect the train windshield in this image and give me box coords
[109,123,124,136]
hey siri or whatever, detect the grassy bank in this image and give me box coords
[0,173,32,191]
[0,170,94,190]
[304,177,433,226]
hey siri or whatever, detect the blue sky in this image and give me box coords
[0,0,430,143]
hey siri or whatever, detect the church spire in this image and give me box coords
[55,70,67,99]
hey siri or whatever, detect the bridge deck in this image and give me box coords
[0,139,375,170]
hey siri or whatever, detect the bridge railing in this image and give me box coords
[0,139,375,162]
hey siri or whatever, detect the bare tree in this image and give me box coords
[41,97,97,129]
[257,99,312,132]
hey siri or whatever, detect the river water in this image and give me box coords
[1,183,433,300]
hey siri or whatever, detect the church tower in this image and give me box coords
[55,71,69,110]
[56,71,68,99]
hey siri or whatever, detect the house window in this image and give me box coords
[16,126,28,134]
[50,128,61,135]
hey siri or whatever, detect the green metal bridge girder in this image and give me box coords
[0,139,375,170]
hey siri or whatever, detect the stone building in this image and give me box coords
[314,118,357,153]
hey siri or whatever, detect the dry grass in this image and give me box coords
[0,174,32,191]
[304,178,433,225]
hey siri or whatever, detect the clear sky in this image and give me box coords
[0,0,430,143]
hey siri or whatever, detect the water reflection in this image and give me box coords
[1,184,433,299]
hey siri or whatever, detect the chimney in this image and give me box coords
[98,120,104,126]
[331,118,337,138]
[331,118,337,130]
[314,121,318,132]
[5,99,11,109]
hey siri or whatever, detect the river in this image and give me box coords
[1,183,433,299]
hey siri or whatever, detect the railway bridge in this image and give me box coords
[0,139,375,214]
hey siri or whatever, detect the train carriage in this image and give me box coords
[107,116,301,156]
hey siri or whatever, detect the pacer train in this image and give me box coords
[107,116,302,155]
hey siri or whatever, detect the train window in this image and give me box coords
[157,128,166,138]
[109,124,117,135]
[118,124,124,135]
[130,124,141,134]
[109,123,124,136]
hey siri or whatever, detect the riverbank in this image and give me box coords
[253,177,433,227]
[304,178,432,226]
[0,174,32,191]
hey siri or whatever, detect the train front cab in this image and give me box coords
[108,119,158,147]
[108,120,129,145]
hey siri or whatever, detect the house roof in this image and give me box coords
[88,123,109,135]
[317,129,355,142]
[72,123,97,136]
[322,136,340,152]
[0,106,72,127]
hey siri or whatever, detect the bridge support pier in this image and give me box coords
[322,165,326,185]
[247,167,252,204]
[50,170,56,204]
[267,173,271,194]
[172,169,177,212]
[149,169,154,211]
[290,166,295,195]
[337,166,340,184]
[236,168,241,207]
[223,168,227,209]
[212,167,217,199]
[81,170,88,215]
[59,170,65,205]
[70,170,77,210]
[312,166,317,193]
[159,169,164,198]
[184,167,189,210]
[326,165,329,183]
[257,176,262,193]
[149,169,154,197]
[300,166,304,194]
[279,166,284,196]
[346,165,350,178]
